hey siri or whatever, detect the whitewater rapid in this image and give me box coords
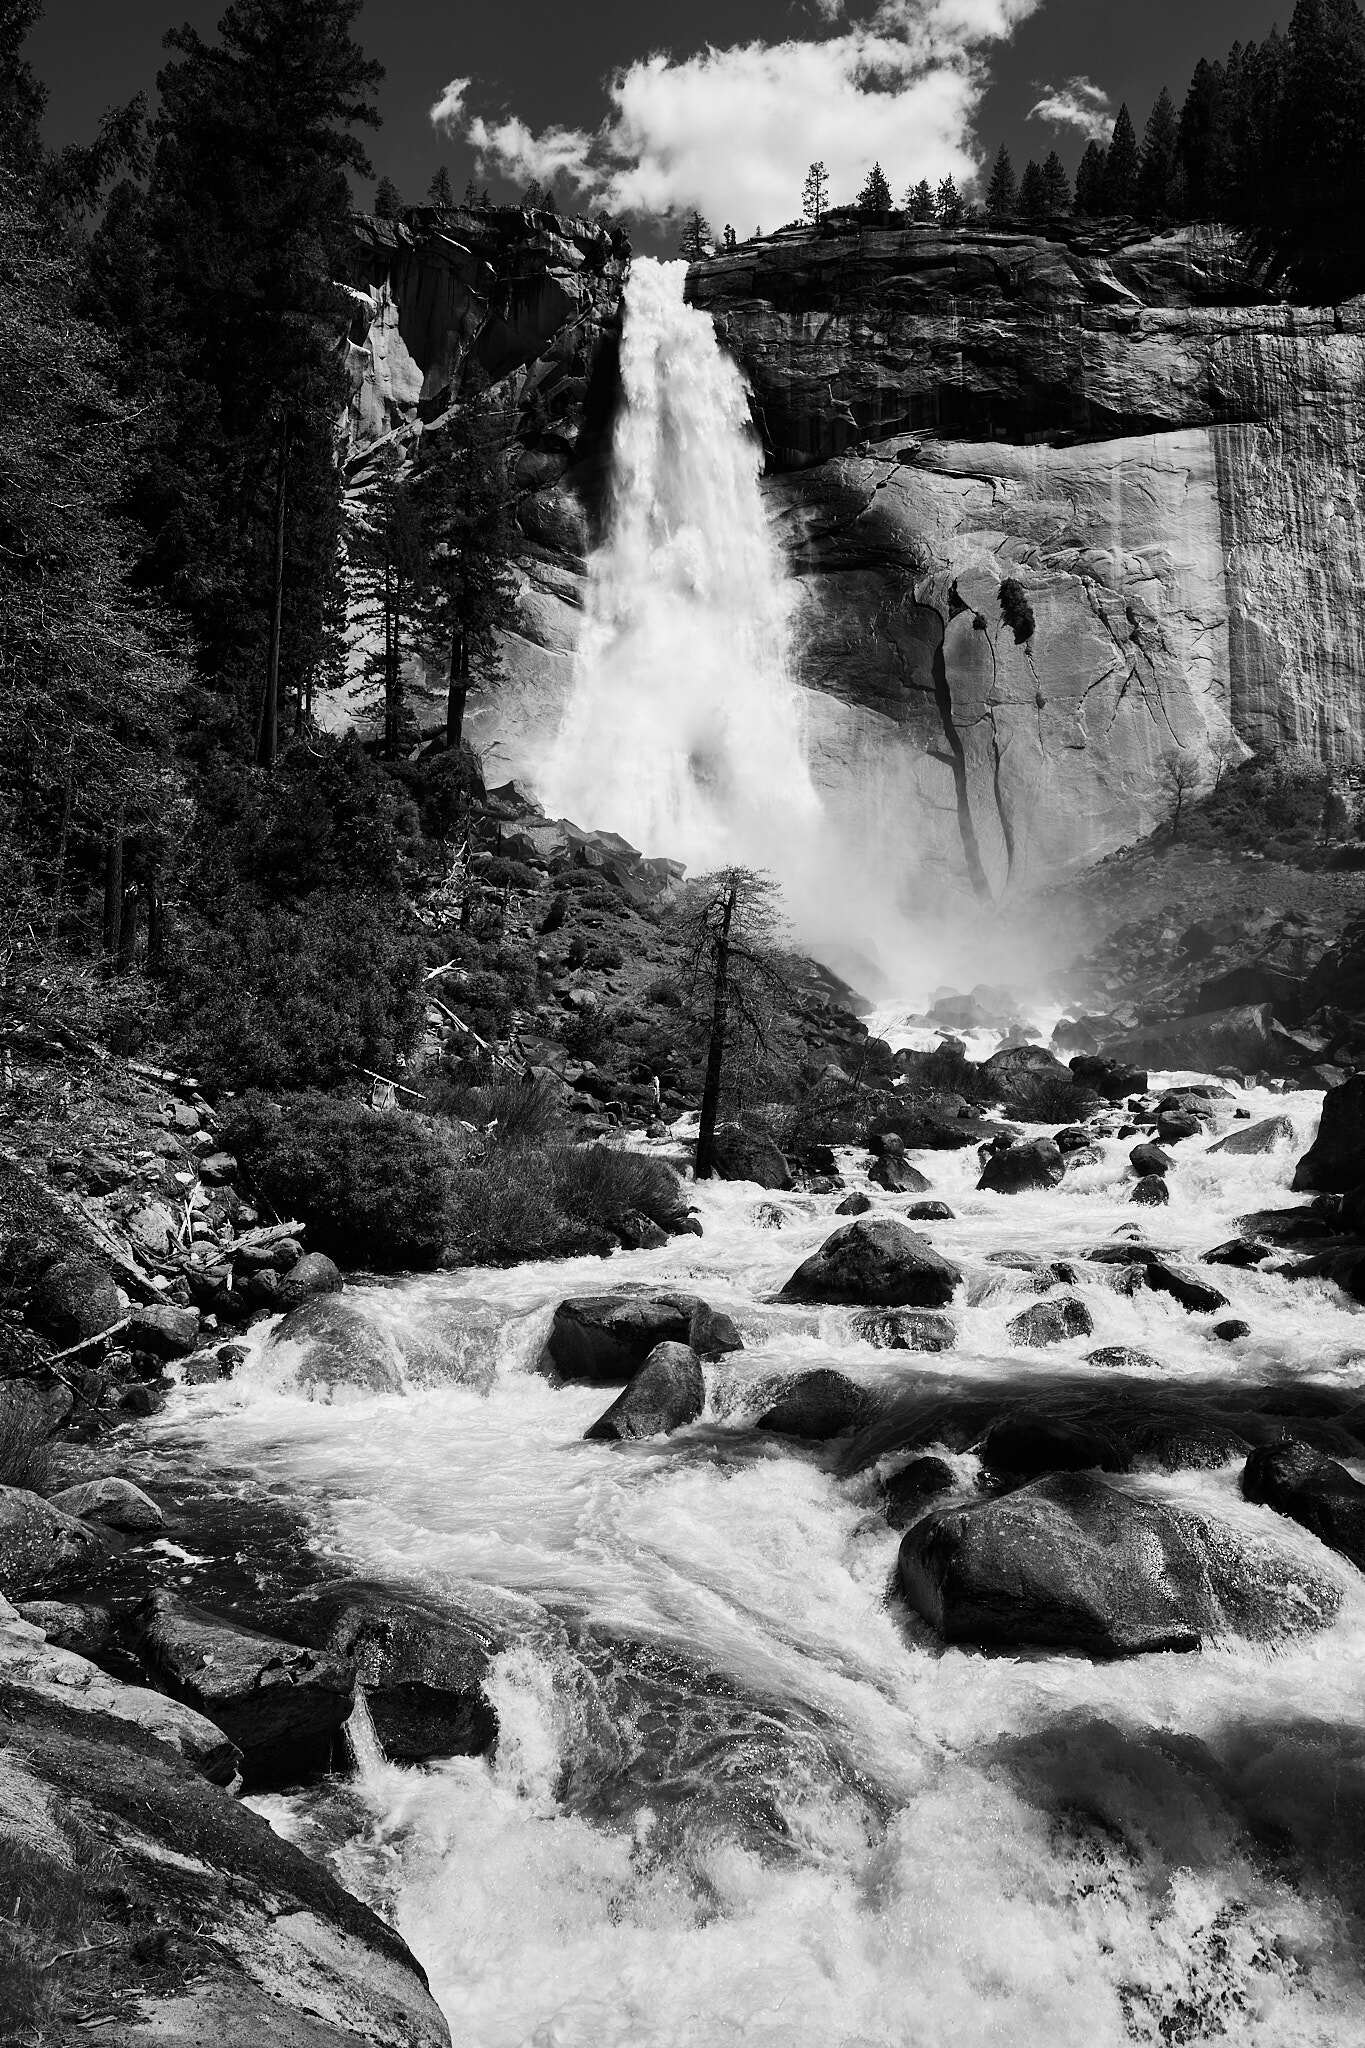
[140,1074,1365,2045]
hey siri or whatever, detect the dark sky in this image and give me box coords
[30,0,1284,238]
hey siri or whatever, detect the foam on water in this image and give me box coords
[162,1074,1365,2042]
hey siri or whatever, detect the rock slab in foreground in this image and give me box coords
[1293,1075,1365,1193]
[778,1218,961,1308]
[0,1485,105,1599]
[898,1470,1341,1656]
[585,1341,705,1441]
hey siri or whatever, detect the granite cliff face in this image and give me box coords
[342,216,1365,899]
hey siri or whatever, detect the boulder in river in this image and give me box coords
[688,1301,744,1362]
[129,1302,201,1359]
[980,1415,1126,1480]
[28,1253,122,1345]
[1210,1115,1295,1158]
[977,1138,1065,1194]
[707,1123,793,1190]
[1242,1438,1365,1570]
[1157,1110,1204,1144]
[267,1295,405,1396]
[835,1191,872,1215]
[852,1308,957,1352]
[905,1199,954,1221]
[1130,1142,1174,1176]
[1131,1174,1170,1206]
[1007,1295,1094,1347]
[1086,1345,1163,1372]
[1143,1254,1230,1315]
[1101,1005,1275,1076]
[132,1592,356,1783]
[777,1218,961,1308]
[1293,1075,1365,1193]
[585,1341,705,1441]
[537,1291,708,1381]
[47,1477,164,1532]
[757,1368,870,1439]
[883,1456,957,1530]
[868,1154,932,1194]
[899,1470,1342,1655]
[277,1249,345,1310]
[0,1484,105,1599]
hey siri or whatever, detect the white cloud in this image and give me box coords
[1027,75,1112,143]
[431,0,1046,230]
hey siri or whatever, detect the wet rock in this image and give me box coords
[1054,1127,1096,1155]
[48,1477,164,1532]
[1213,1319,1251,1342]
[977,1138,1065,1195]
[536,1292,705,1381]
[0,1485,105,1599]
[1131,1174,1170,1206]
[851,1309,957,1352]
[121,1383,168,1417]
[1007,1296,1094,1347]
[267,1295,404,1396]
[899,1470,1341,1656]
[28,1253,122,1345]
[980,1416,1126,1480]
[585,1342,705,1441]
[883,1456,957,1530]
[1204,1237,1271,1268]
[1103,1005,1275,1077]
[1086,1346,1163,1371]
[869,1154,932,1194]
[777,1218,961,1308]
[1157,1110,1204,1144]
[1130,1142,1174,1176]
[757,1368,870,1439]
[276,1250,344,1310]
[1242,1438,1365,1570]
[129,1302,201,1359]
[1144,1255,1229,1315]
[835,1191,872,1215]
[707,1124,793,1190]
[688,1301,744,1362]
[16,1599,114,1657]
[1210,1115,1295,1157]
[275,1584,500,1762]
[616,1209,670,1250]
[1293,1075,1365,1193]
[1063,1146,1104,1171]
[133,1592,355,1783]
[1125,1417,1249,1472]
[1071,1056,1149,1102]
[905,1199,954,1220]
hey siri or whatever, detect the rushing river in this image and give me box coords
[145,1070,1365,2047]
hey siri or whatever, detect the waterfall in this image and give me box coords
[343,1685,386,1782]
[539,258,822,882]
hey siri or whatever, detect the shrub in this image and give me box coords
[998,577,1036,644]
[166,887,425,1093]
[222,1092,453,1270]
[1001,1071,1101,1123]
[0,1384,53,1491]
[481,856,542,892]
[425,1073,565,1146]
[446,1141,687,1266]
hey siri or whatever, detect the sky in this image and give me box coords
[32,0,1284,243]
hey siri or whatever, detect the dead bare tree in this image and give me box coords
[676,867,794,1178]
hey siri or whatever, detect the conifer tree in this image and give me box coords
[1102,104,1141,212]
[936,174,964,225]
[1074,139,1107,213]
[985,144,1017,219]
[906,177,935,221]
[428,164,455,208]
[1137,88,1181,216]
[679,209,712,258]
[351,448,426,755]
[1041,150,1072,216]
[139,0,382,765]
[1018,158,1047,220]
[855,161,892,217]
[1176,58,1228,219]
[414,379,519,751]
[802,160,829,224]
[1277,0,1365,285]
[373,173,403,218]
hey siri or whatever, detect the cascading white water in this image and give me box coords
[539,258,822,881]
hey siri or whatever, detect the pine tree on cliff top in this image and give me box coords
[802,160,829,224]
[937,174,964,225]
[142,0,382,766]
[855,162,893,217]
[1176,58,1229,219]
[1074,138,1107,214]
[1018,158,1047,221]
[906,177,935,221]
[1137,88,1181,216]
[1274,0,1365,289]
[985,144,1017,219]
[428,164,455,208]
[1102,104,1141,211]
[374,173,403,217]
[1041,151,1071,216]
[679,209,712,258]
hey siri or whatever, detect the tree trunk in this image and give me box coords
[446,630,469,749]
[256,421,290,768]
[116,884,141,978]
[694,880,736,1179]
[101,820,124,976]
[49,739,75,939]
[146,869,165,973]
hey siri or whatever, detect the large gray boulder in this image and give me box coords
[1293,1076,1365,1193]
[1210,1115,1295,1158]
[1241,1439,1365,1570]
[868,1154,932,1194]
[707,1124,793,1190]
[899,1471,1342,1655]
[48,1477,164,1532]
[277,1250,345,1310]
[28,1253,122,1344]
[267,1295,404,1396]
[0,1485,105,1599]
[757,1368,870,1439]
[777,1218,961,1308]
[536,1292,699,1382]
[585,1342,705,1441]
[1101,1005,1276,1076]
[977,1138,1065,1194]
[129,1302,201,1359]
[851,1308,957,1352]
[132,1592,355,1780]
[1007,1295,1094,1347]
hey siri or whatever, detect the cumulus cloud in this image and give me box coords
[1028,75,1112,143]
[431,0,1045,230]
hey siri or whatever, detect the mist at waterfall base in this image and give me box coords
[151,1065,1365,2047]
[537,258,1003,999]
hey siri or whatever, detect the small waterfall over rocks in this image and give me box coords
[539,257,821,885]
